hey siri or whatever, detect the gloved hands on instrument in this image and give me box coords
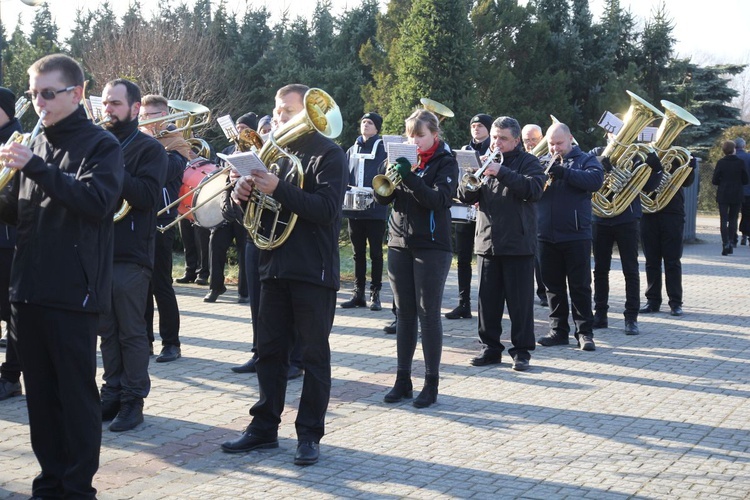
[645,151,662,171]
[548,164,566,181]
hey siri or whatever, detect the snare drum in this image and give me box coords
[450,204,477,223]
[192,169,230,229]
[179,158,219,220]
[343,189,374,211]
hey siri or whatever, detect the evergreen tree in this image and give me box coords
[29,3,58,53]
[638,1,676,102]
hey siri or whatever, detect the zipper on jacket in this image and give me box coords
[73,244,93,308]
[575,210,579,231]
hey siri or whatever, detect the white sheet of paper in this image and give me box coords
[217,115,237,140]
[598,111,624,135]
[387,143,418,166]
[455,150,481,172]
[216,151,268,177]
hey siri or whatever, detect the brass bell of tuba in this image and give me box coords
[639,100,700,214]
[243,88,342,250]
[591,91,665,218]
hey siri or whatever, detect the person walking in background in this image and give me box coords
[712,140,748,255]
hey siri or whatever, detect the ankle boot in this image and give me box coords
[369,288,382,311]
[384,370,413,403]
[445,300,472,319]
[413,374,438,408]
[341,288,366,308]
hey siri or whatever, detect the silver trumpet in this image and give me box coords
[462,148,503,192]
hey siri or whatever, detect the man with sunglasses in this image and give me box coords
[0,54,123,499]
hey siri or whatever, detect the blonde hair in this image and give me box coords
[142,94,169,112]
[405,109,440,138]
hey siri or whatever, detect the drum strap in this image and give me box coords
[351,139,382,188]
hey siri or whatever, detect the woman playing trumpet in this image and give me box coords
[374,109,457,408]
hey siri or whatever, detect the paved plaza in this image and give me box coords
[1,216,749,499]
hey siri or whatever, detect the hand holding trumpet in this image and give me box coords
[0,141,33,171]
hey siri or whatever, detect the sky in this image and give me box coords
[0,0,746,65]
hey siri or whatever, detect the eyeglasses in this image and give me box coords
[25,86,77,100]
[139,111,163,119]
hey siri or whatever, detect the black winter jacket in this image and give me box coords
[0,106,123,314]
[459,145,544,256]
[374,141,458,252]
[157,150,187,225]
[712,154,748,204]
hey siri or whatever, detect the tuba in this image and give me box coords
[243,88,342,250]
[640,100,700,213]
[591,91,665,218]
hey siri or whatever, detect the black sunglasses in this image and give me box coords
[25,85,76,100]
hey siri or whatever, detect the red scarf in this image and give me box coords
[416,140,440,172]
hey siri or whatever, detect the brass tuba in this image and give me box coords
[640,100,700,213]
[243,88,342,250]
[591,91,665,218]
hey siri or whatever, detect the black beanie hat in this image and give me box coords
[236,112,258,130]
[361,112,383,132]
[470,113,493,132]
[0,87,16,121]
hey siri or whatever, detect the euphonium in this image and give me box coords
[640,100,701,214]
[0,110,47,192]
[462,149,503,192]
[591,91,665,218]
[243,88,342,250]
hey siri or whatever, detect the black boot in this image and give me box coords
[592,311,608,329]
[384,370,413,403]
[445,300,472,319]
[370,288,382,311]
[341,288,366,308]
[413,374,438,408]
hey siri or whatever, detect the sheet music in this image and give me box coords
[382,134,405,147]
[454,150,481,172]
[89,96,103,121]
[638,126,658,143]
[217,115,237,140]
[216,151,268,177]
[387,143,418,166]
[598,111,624,136]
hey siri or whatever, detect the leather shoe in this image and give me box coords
[156,345,181,363]
[0,378,22,400]
[624,320,639,335]
[195,277,209,286]
[470,348,501,367]
[511,358,530,371]
[537,334,569,347]
[238,295,250,304]
[639,303,660,314]
[287,365,303,380]
[231,356,258,373]
[578,335,596,351]
[670,306,683,317]
[294,441,319,466]
[203,287,226,303]
[174,274,196,284]
[0,336,6,348]
[109,398,144,432]
[383,320,397,334]
[221,431,278,454]
[592,313,608,329]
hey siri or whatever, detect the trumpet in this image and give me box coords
[462,149,503,192]
[371,163,405,197]
[542,153,563,191]
[0,111,47,192]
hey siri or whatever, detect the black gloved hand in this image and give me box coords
[645,151,662,170]
[548,165,566,180]
[600,156,613,173]
[689,156,697,169]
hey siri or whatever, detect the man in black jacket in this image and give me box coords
[139,94,186,363]
[221,84,347,466]
[0,53,123,500]
[459,116,545,371]
[100,79,167,432]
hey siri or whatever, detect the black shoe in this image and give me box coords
[624,320,639,335]
[0,378,22,400]
[639,303,660,314]
[221,431,278,454]
[384,370,413,403]
[101,398,120,422]
[538,334,569,347]
[511,358,530,372]
[722,244,731,256]
[294,441,320,466]
[383,320,397,334]
[174,274,196,284]
[231,356,258,373]
[341,289,366,309]
[0,336,6,348]
[578,335,596,351]
[742,236,748,246]
[445,302,472,319]
[195,277,209,286]
[238,295,250,304]
[412,375,438,408]
[109,399,144,432]
[287,365,303,380]
[369,289,382,311]
[539,298,548,307]
[149,341,154,356]
[156,345,181,363]
[592,313,608,329]
[203,287,226,303]
[670,306,683,317]
[470,348,501,367]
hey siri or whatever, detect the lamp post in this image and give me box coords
[0,0,44,86]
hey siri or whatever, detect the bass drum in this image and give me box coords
[192,168,230,229]
[178,158,219,221]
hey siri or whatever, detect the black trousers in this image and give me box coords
[347,218,386,290]
[453,221,475,303]
[739,195,750,236]
[0,247,11,322]
[248,279,336,442]
[245,240,261,350]
[539,239,594,338]
[209,221,248,295]
[718,203,741,247]
[593,221,640,320]
[0,246,19,382]
[640,212,684,309]
[14,303,100,499]
[477,254,536,361]
[534,254,545,301]
[178,219,210,280]
[0,316,20,382]
[146,226,180,347]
